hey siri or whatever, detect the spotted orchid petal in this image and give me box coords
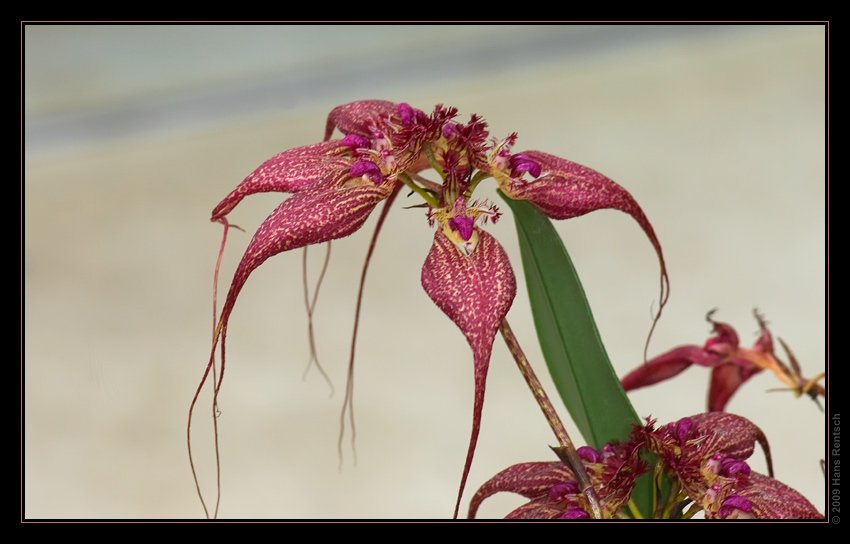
[324,99,398,141]
[687,412,772,467]
[210,140,355,221]
[497,149,669,330]
[468,461,571,519]
[219,177,393,328]
[468,460,576,519]
[421,228,517,518]
[715,471,823,519]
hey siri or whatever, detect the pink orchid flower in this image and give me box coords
[189,100,669,518]
[621,310,824,412]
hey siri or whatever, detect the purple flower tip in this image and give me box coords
[510,155,542,178]
[340,134,369,149]
[448,215,475,241]
[398,103,415,125]
[349,160,383,185]
[577,446,600,463]
[548,481,580,502]
[674,417,694,442]
[720,458,751,478]
[442,123,459,140]
[560,507,591,519]
[718,496,754,519]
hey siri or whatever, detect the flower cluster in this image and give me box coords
[190,100,669,518]
[470,413,823,519]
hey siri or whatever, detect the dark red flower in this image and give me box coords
[622,310,824,411]
[468,441,647,519]
[473,413,822,519]
[642,413,823,519]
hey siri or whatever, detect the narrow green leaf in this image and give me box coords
[501,193,638,445]
[500,192,657,516]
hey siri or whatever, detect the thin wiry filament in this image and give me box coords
[338,185,401,469]
[189,218,236,519]
[301,243,335,396]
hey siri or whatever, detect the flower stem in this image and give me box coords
[498,318,604,519]
[398,173,439,208]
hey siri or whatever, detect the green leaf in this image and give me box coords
[500,192,657,516]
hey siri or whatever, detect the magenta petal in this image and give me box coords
[210,140,352,221]
[504,151,649,221]
[717,495,754,519]
[621,345,720,391]
[708,358,763,412]
[421,229,516,518]
[218,179,392,330]
[467,461,568,519]
[324,99,398,140]
[688,412,772,473]
[730,472,824,519]
[506,149,669,337]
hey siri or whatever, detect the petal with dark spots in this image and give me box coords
[468,461,570,518]
[726,472,824,519]
[219,179,393,329]
[688,412,771,473]
[421,229,516,518]
[503,149,669,352]
[324,99,398,141]
[211,140,352,221]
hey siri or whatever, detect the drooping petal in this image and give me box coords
[210,140,353,221]
[719,472,824,519]
[621,312,781,413]
[467,461,569,518]
[501,151,646,220]
[621,345,721,392]
[502,149,669,326]
[421,228,517,518]
[324,99,398,141]
[708,358,763,412]
[219,178,393,329]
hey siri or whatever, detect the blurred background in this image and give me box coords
[24,25,826,519]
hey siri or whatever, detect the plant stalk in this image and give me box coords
[499,318,604,519]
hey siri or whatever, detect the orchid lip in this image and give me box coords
[448,215,475,242]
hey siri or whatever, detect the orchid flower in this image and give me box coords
[621,309,825,412]
[471,413,823,519]
[189,100,669,518]
[642,413,823,519]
